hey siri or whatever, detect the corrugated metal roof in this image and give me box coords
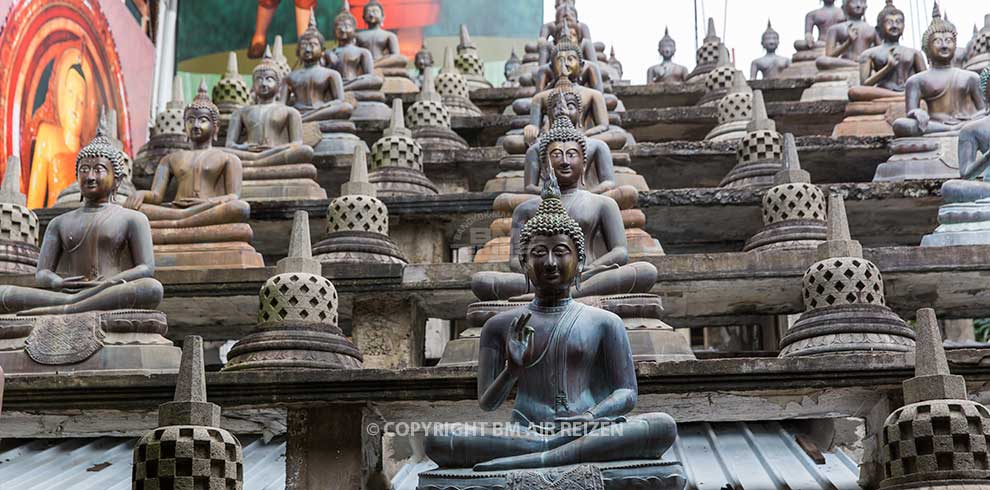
[393,422,863,490]
[0,436,285,490]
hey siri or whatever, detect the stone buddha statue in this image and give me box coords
[282,14,353,123]
[354,0,418,94]
[833,1,926,137]
[785,0,846,78]
[124,81,262,269]
[801,0,878,101]
[0,133,164,315]
[324,1,391,120]
[413,44,434,88]
[647,28,688,84]
[750,21,790,80]
[502,49,522,88]
[875,4,988,181]
[420,173,684,486]
[224,49,325,200]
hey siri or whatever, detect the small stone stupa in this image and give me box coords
[406,68,469,150]
[313,146,406,265]
[744,134,828,252]
[271,35,292,81]
[965,14,990,72]
[225,212,363,370]
[879,307,990,489]
[54,108,136,207]
[368,99,438,196]
[435,47,482,118]
[697,47,737,106]
[719,90,785,189]
[454,24,492,91]
[211,52,251,142]
[134,76,191,189]
[686,17,730,83]
[0,156,39,275]
[704,69,753,142]
[778,194,916,357]
[133,336,244,489]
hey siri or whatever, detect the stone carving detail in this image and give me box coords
[883,401,990,479]
[0,203,38,245]
[738,130,783,165]
[327,195,388,235]
[717,91,752,125]
[803,257,885,308]
[506,465,605,490]
[705,65,735,95]
[763,184,826,224]
[407,98,451,129]
[24,312,103,365]
[259,273,338,326]
[371,133,424,172]
[133,426,244,490]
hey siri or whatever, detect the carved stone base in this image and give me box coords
[964,53,990,74]
[312,121,368,165]
[705,119,749,142]
[780,47,823,79]
[352,100,393,121]
[414,126,469,151]
[439,294,694,366]
[443,95,483,118]
[832,96,903,138]
[381,75,421,95]
[922,201,990,246]
[0,239,38,275]
[800,67,859,102]
[0,309,179,374]
[224,320,362,371]
[720,160,781,190]
[369,166,439,196]
[242,177,328,201]
[778,303,916,357]
[154,241,264,269]
[874,133,960,182]
[697,88,728,107]
[418,460,687,490]
[744,219,827,252]
[313,230,407,265]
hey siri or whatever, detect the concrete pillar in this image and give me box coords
[287,405,388,490]
[389,219,448,264]
[352,294,426,369]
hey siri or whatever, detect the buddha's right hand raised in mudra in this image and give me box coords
[506,312,534,376]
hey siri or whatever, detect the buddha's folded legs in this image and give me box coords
[589,128,630,151]
[143,199,251,229]
[578,261,658,298]
[0,277,164,316]
[373,55,409,70]
[471,271,530,302]
[815,56,858,71]
[342,75,385,93]
[473,413,678,471]
[893,117,962,138]
[942,179,990,203]
[301,101,354,123]
[424,423,578,469]
[848,86,902,102]
[225,144,314,167]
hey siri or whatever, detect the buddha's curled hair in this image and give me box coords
[75,127,126,179]
[537,114,588,170]
[518,169,586,268]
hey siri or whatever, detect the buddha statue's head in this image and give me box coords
[842,0,867,20]
[504,49,521,79]
[555,5,578,26]
[518,169,586,293]
[76,128,125,203]
[762,21,780,52]
[334,2,358,45]
[555,0,575,8]
[54,48,88,141]
[922,3,957,65]
[363,0,384,29]
[252,47,281,102]
[823,0,836,6]
[552,21,583,81]
[297,13,325,64]
[877,0,905,42]
[538,115,588,191]
[659,27,676,60]
[185,80,220,145]
[548,78,582,128]
[415,45,434,73]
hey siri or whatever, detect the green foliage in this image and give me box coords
[975,318,990,343]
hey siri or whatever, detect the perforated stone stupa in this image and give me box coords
[212,52,251,142]
[406,68,468,150]
[0,156,39,275]
[686,17,729,83]
[435,47,482,118]
[719,91,785,189]
[134,77,191,189]
[368,99,438,196]
[704,70,753,142]
[454,24,492,91]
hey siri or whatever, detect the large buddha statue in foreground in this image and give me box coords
[419,172,684,490]
[0,133,162,315]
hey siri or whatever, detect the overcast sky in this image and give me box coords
[545,0,989,84]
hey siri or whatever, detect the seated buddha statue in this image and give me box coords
[647,28,689,84]
[125,82,262,269]
[354,0,418,94]
[413,44,434,88]
[422,172,680,477]
[323,2,391,120]
[833,1,926,137]
[794,0,846,53]
[473,116,656,302]
[282,14,353,123]
[815,0,878,72]
[224,50,325,200]
[750,21,791,80]
[0,133,163,315]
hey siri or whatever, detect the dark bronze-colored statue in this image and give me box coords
[647,28,688,84]
[424,168,678,476]
[324,1,391,119]
[815,0,878,71]
[355,0,408,69]
[282,14,353,122]
[849,1,926,100]
[0,132,163,315]
[473,116,656,302]
[414,44,434,87]
[502,49,522,88]
[751,21,790,80]
[795,0,847,52]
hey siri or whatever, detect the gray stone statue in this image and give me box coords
[647,28,689,84]
[419,169,684,490]
[750,20,790,80]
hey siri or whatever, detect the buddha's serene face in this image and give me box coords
[525,234,580,290]
[554,50,581,79]
[927,32,957,64]
[556,7,578,26]
[550,95,580,127]
[659,40,676,59]
[555,0,574,8]
[58,69,87,137]
[762,32,780,51]
[881,13,904,41]
[844,0,867,18]
[184,107,216,145]
[363,5,383,27]
[547,140,585,188]
[335,19,356,43]
[504,61,519,79]
[77,156,115,202]
[415,52,432,71]
[253,69,279,100]
[298,35,323,63]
